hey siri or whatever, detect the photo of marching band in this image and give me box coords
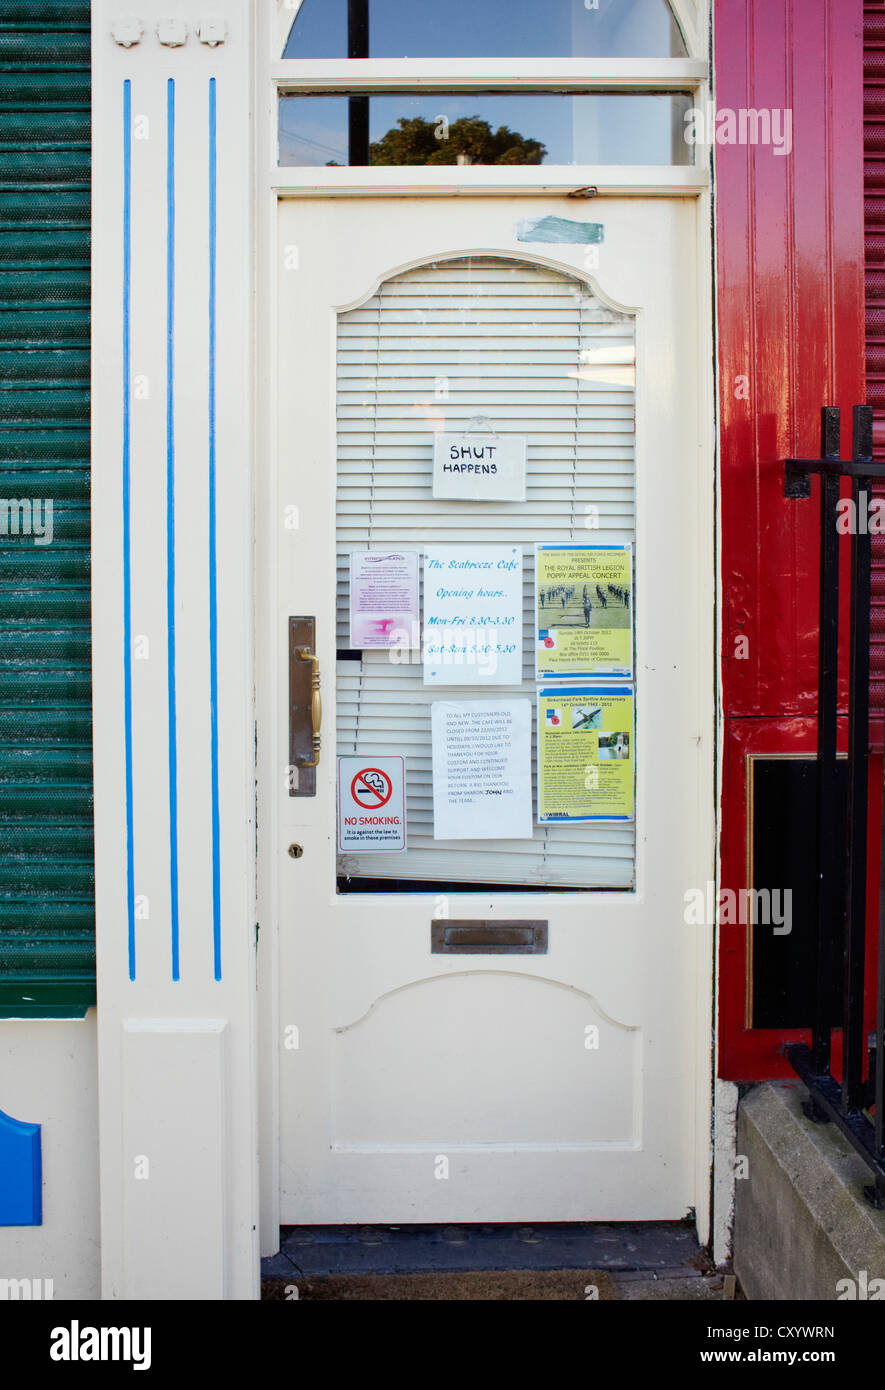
[537,580,632,631]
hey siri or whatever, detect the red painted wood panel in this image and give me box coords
[866,2,885,736]
[716,0,867,1078]
[717,0,865,720]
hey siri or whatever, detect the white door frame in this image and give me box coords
[255,0,717,1254]
[91,0,260,1298]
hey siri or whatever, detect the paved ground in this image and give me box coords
[261,1221,737,1300]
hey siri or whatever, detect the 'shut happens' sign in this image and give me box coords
[433,432,526,502]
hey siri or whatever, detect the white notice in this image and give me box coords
[433,433,526,501]
[431,700,533,841]
[349,550,419,649]
[423,545,523,686]
[337,755,406,852]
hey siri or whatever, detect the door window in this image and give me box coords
[336,255,636,891]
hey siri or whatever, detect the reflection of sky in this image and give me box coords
[278,94,692,166]
[283,0,684,59]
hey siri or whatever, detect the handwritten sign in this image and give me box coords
[431,700,532,840]
[433,433,526,501]
[423,546,523,686]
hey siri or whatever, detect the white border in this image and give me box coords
[257,0,717,1253]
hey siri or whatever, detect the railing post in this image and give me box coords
[843,405,874,1112]
[813,406,842,1073]
[874,776,885,1202]
[784,405,885,1205]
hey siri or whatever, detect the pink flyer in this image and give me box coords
[349,550,420,649]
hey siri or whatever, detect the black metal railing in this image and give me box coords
[783,404,885,1208]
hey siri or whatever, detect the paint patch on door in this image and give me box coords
[515,216,604,245]
[0,1108,42,1225]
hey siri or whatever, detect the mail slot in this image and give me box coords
[431,920,548,955]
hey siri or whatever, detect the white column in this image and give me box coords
[91,1,258,1299]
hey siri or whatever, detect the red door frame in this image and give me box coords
[715,0,870,1079]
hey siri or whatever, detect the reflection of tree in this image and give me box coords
[370,116,546,165]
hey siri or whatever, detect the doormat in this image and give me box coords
[262,1270,620,1300]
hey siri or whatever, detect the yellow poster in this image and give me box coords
[535,544,632,679]
[537,686,634,822]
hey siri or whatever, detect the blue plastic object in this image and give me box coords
[0,1108,42,1225]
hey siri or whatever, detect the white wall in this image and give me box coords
[0,1015,100,1299]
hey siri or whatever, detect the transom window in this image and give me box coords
[283,0,687,60]
[278,0,696,170]
[279,93,693,167]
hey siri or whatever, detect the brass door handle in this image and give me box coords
[296,647,322,766]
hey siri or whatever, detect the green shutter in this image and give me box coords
[0,1,94,1017]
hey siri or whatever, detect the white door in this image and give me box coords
[267,194,712,1223]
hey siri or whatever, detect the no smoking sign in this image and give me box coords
[351,767,392,809]
[337,755,406,853]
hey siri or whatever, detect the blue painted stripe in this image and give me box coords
[166,78,181,981]
[539,685,633,698]
[208,78,221,981]
[122,80,135,981]
[538,668,632,681]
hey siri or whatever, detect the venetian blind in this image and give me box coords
[336,256,635,888]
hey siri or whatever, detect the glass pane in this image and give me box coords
[335,257,636,890]
[284,0,686,59]
[279,93,693,167]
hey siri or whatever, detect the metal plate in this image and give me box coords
[431,920,548,954]
[750,757,846,1028]
[289,616,316,797]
